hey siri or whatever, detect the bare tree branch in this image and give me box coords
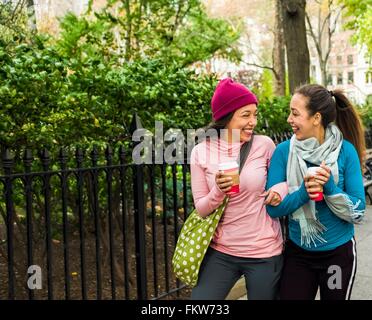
[12,0,29,22]
[330,5,345,35]
[242,60,277,77]
[320,10,331,37]
[306,11,322,58]
[171,0,186,37]
[305,0,346,86]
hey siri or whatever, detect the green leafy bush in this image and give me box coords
[256,96,292,133]
[0,39,218,153]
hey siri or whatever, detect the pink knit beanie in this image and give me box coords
[211,78,258,121]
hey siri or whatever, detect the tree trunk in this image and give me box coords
[124,0,132,61]
[27,0,36,31]
[281,0,310,94]
[320,59,327,87]
[273,0,286,96]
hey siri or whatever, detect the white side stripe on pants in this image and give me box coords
[345,237,357,300]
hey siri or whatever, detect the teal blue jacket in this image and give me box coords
[266,139,365,251]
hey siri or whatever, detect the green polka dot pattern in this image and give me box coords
[172,197,228,287]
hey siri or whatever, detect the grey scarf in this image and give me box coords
[287,123,343,248]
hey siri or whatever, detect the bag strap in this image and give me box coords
[238,134,254,174]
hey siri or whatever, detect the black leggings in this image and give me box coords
[191,247,283,300]
[280,238,357,300]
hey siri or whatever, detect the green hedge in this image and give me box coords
[0,38,218,153]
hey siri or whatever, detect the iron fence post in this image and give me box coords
[130,114,148,300]
[3,149,15,299]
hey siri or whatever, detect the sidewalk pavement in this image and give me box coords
[351,205,372,299]
[229,205,372,300]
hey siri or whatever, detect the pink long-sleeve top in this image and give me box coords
[190,135,286,258]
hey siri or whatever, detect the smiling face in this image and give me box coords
[225,104,257,142]
[287,93,322,141]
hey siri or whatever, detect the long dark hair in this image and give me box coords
[191,111,236,148]
[204,112,234,135]
[295,84,366,168]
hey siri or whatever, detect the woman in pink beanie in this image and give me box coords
[189,78,287,300]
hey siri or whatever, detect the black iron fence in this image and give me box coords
[0,143,194,300]
[0,112,200,300]
[1,128,371,300]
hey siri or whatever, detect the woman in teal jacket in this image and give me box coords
[266,84,366,300]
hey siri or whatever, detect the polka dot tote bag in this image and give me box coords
[171,197,228,287]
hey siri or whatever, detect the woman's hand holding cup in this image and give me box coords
[305,161,330,201]
[304,177,323,201]
[215,171,234,194]
[312,161,331,186]
[216,161,240,195]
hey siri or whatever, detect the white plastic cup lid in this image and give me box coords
[218,161,239,171]
[307,166,320,175]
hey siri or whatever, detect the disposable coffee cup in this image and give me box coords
[307,167,323,201]
[218,161,239,195]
